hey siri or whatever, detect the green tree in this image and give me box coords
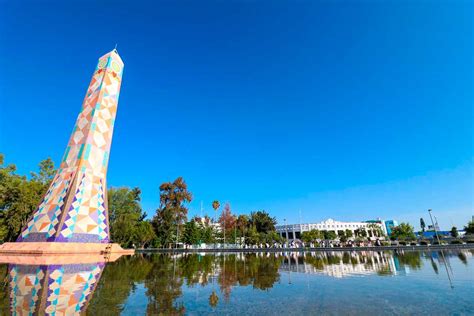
[345,229,353,238]
[338,230,347,242]
[108,187,147,247]
[420,218,426,232]
[200,225,216,244]
[135,221,156,248]
[30,157,55,185]
[246,225,260,244]
[464,220,474,234]
[450,226,459,238]
[263,231,282,243]
[236,214,249,236]
[0,155,54,242]
[301,231,312,243]
[366,223,384,237]
[183,220,201,245]
[390,222,416,241]
[301,229,323,243]
[249,210,276,233]
[354,228,368,238]
[152,177,192,248]
[324,231,337,240]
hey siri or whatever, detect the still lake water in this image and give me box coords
[1,249,473,315]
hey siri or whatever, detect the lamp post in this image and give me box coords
[428,209,441,244]
[176,223,179,249]
[428,209,454,288]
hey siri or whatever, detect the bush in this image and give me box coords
[398,241,407,246]
[463,234,474,243]
[419,240,430,245]
[450,239,463,244]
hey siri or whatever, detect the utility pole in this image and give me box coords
[428,209,441,244]
[299,210,302,240]
[176,223,179,249]
[428,209,454,288]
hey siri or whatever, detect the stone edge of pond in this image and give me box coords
[136,244,474,254]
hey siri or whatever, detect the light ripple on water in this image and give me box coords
[0,249,473,315]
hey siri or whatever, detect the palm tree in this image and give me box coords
[212,200,220,222]
[212,200,220,247]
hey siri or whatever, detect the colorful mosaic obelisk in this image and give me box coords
[15,50,123,245]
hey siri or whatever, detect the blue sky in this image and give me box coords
[0,1,472,230]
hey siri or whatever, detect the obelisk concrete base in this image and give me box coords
[0,242,135,256]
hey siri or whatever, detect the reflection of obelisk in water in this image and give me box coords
[9,262,104,314]
[0,50,132,254]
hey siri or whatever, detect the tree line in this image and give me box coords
[0,154,282,248]
[2,154,473,248]
[150,176,281,248]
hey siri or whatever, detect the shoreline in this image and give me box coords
[137,243,474,254]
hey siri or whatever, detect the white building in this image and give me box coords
[275,218,386,240]
[194,216,222,232]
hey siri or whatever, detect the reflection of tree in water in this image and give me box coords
[209,290,219,307]
[88,254,153,314]
[1,250,470,314]
[326,254,342,265]
[244,254,281,290]
[0,264,8,315]
[430,256,439,274]
[145,254,185,315]
[396,251,422,270]
[218,255,238,301]
[457,252,468,265]
[217,254,281,301]
[305,255,325,269]
[180,253,214,287]
[177,253,281,302]
[342,252,351,264]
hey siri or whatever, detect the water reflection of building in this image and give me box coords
[278,251,397,278]
[275,218,387,240]
[9,262,104,315]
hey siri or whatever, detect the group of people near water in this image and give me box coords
[240,238,385,249]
